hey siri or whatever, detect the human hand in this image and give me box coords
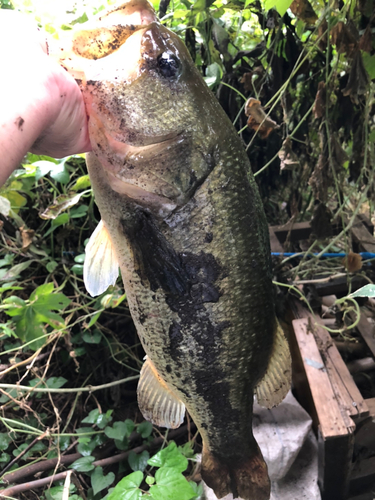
[0,11,91,184]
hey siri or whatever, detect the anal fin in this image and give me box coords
[255,320,291,408]
[137,357,185,429]
[83,220,119,297]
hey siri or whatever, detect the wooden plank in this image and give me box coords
[356,213,374,235]
[314,275,368,297]
[319,430,355,500]
[268,226,284,253]
[350,457,375,492]
[270,221,312,243]
[365,397,375,417]
[350,310,375,359]
[291,299,369,421]
[312,322,369,421]
[351,216,375,254]
[292,318,349,438]
[348,493,375,500]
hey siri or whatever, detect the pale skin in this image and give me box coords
[0,10,91,187]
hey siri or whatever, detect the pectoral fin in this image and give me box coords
[137,357,185,429]
[255,320,291,408]
[83,220,119,297]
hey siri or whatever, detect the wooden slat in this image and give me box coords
[351,215,375,254]
[365,397,375,417]
[271,221,312,243]
[350,457,375,494]
[356,213,374,235]
[291,299,369,421]
[268,226,284,253]
[292,318,349,438]
[351,310,375,359]
[314,275,368,297]
[312,321,369,421]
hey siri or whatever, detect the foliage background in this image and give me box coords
[0,0,374,497]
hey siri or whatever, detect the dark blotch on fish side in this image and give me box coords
[205,232,213,243]
[122,210,189,296]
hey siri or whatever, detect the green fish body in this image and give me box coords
[53,3,291,498]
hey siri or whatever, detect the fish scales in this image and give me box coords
[52,2,292,498]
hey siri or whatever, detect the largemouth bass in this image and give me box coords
[52,3,291,498]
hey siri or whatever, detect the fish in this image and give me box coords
[51,2,291,499]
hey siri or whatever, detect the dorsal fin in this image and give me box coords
[83,220,119,297]
[255,320,292,408]
[137,357,185,429]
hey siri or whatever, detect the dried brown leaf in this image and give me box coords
[331,21,357,56]
[278,137,300,171]
[245,98,279,139]
[342,50,369,104]
[313,81,326,119]
[20,226,35,251]
[358,25,372,53]
[342,252,362,273]
[289,0,317,24]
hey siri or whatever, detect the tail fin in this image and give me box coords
[201,444,270,500]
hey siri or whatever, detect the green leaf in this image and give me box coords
[179,441,195,459]
[46,377,68,389]
[104,421,129,441]
[363,52,375,80]
[137,421,153,439]
[74,254,85,264]
[43,213,70,238]
[0,260,33,282]
[31,160,55,180]
[69,455,96,472]
[204,63,221,88]
[50,162,70,184]
[91,466,115,495]
[46,260,58,273]
[86,310,102,328]
[0,433,12,451]
[264,0,293,15]
[0,452,10,463]
[147,442,187,472]
[70,204,89,218]
[128,450,150,472]
[40,192,84,220]
[82,330,102,344]
[107,471,143,500]
[71,264,84,275]
[30,283,71,310]
[82,408,101,424]
[150,467,196,500]
[189,481,204,498]
[123,419,135,437]
[349,284,375,298]
[71,174,91,191]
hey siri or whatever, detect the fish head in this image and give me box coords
[53,1,222,214]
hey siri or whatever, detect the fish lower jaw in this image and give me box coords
[105,170,177,216]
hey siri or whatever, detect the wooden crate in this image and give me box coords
[270,217,375,499]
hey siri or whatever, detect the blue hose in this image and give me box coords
[271,252,375,259]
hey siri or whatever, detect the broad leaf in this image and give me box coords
[69,455,96,472]
[128,450,150,472]
[349,284,375,298]
[150,467,196,500]
[91,466,115,495]
[105,421,130,441]
[107,471,143,500]
[148,442,188,472]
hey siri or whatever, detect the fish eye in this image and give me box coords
[157,52,181,78]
